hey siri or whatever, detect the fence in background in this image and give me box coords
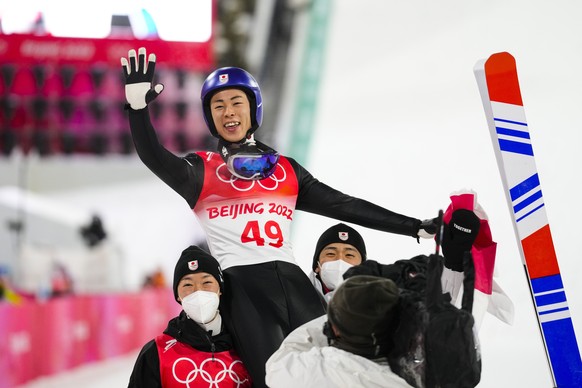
[0,287,181,387]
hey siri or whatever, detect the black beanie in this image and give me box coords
[312,223,367,271]
[327,275,399,358]
[173,245,224,303]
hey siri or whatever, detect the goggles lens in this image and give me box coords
[228,152,279,180]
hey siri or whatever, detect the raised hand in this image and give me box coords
[120,47,164,110]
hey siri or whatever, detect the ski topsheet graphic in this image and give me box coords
[474,52,582,387]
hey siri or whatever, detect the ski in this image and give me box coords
[474,52,582,387]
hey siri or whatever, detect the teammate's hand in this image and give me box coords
[417,217,438,239]
[120,47,164,110]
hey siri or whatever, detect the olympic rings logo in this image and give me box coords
[215,162,287,192]
[172,356,249,387]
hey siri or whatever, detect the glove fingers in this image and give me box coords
[128,49,137,74]
[120,57,130,78]
[146,53,157,79]
[138,47,147,74]
[145,85,163,104]
[154,84,164,94]
[123,48,160,109]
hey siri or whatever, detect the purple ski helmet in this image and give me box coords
[200,67,263,139]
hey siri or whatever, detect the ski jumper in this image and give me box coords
[128,107,422,387]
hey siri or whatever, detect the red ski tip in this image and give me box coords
[485,52,524,106]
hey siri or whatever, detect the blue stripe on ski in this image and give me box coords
[496,126,531,139]
[536,291,567,307]
[542,319,582,387]
[513,190,543,213]
[532,276,569,320]
[531,274,564,294]
[494,117,527,126]
[510,174,540,201]
[509,174,543,222]
[498,138,534,155]
[537,285,581,386]
[493,117,533,155]
[539,306,570,316]
[515,203,545,223]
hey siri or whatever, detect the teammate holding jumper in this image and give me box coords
[121,47,438,387]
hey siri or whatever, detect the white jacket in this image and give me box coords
[265,315,414,388]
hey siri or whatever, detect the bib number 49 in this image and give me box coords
[241,220,283,248]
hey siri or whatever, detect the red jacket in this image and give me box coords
[156,333,251,387]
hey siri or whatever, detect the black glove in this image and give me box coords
[441,209,480,271]
[120,47,164,110]
[417,217,439,240]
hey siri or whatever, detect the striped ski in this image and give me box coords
[474,52,582,388]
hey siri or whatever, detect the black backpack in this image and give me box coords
[345,253,481,388]
[344,256,429,387]
[346,257,430,387]
[386,286,429,388]
[424,252,481,388]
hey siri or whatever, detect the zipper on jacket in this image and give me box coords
[205,332,216,361]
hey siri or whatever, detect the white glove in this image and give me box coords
[120,47,164,110]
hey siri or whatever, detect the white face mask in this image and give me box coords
[320,260,354,291]
[181,290,220,324]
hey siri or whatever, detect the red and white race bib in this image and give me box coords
[193,152,299,269]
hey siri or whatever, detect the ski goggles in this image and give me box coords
[227,151,280,180]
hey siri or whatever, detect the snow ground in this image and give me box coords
[11,0,582,387]
[16,351,139,388]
